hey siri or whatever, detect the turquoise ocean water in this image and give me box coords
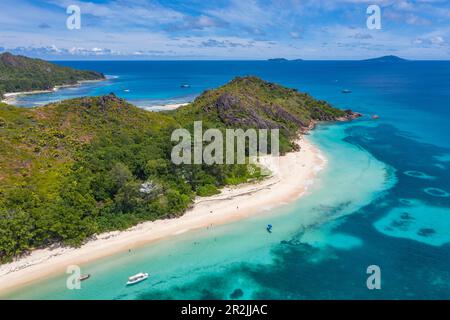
[3,60,450,299]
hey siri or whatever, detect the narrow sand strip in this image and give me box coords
[142,103,189,111]
[0,137,325,294]
[1,79,105,104]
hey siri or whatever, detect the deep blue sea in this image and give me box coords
[5,60,450,299]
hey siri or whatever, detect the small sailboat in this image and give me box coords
[266,224,273,233]
[341,89,352,94]
[126,272,149,286]
[180,84,190,88]
[79,274,91,281]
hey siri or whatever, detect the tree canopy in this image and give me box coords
[0,76,356,262]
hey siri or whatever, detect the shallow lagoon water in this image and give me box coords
[374,200,450,246]
[4,61,450,299]
[4,121,395,299]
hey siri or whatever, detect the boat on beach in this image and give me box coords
[126,272,149,285]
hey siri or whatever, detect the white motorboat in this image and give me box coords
[126,272,149,285]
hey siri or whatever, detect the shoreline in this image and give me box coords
[1,85,190,112]
[0,79,106,104]
[142,103,190,111]
[0,136,326,296]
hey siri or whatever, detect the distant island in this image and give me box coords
[0,73,359,263]
[0,52,105,99]
[267,58,303,62]
[267,56,409,62]
[268,58,289,62]
[362,55,408,62]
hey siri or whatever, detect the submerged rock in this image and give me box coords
[417,228,436,237]
[230,288,244,299]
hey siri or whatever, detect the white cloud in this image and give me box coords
[289,31,301,39]
[205,0,274,31]
[0,0,449,59]
[45,0,185,28]
[413,35,446,46]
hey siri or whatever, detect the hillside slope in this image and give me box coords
[0,52,105,98]
[174,76,358,152]
[0,77,359,262]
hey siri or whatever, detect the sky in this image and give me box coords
[0,0,449,60]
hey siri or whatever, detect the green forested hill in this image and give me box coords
[0,77,358,262]
[0,52,105,98]
[173,76,355,153]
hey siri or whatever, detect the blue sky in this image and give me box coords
[0,0,449,60]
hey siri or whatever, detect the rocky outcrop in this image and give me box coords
[337,109,363,121]
[207,91,361,135]
[212,93,279,129]
[261,104,306,127]
[79,93,127,111]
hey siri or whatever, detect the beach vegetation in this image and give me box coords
[0,52,105,98]
[0,76,356,262]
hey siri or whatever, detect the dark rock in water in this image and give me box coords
[230,289,244,299]
[341,110,363,120]
[288,239,302,246]
[390,219,411,230]
[418,228,436,237]
[400,212,415,220]
[280,239,302,246]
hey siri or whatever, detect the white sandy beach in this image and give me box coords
[0,137,325,295]
[1,90,54,104]
[0,79,105,104]
[2,91,190,112]
[142,103,190,111]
